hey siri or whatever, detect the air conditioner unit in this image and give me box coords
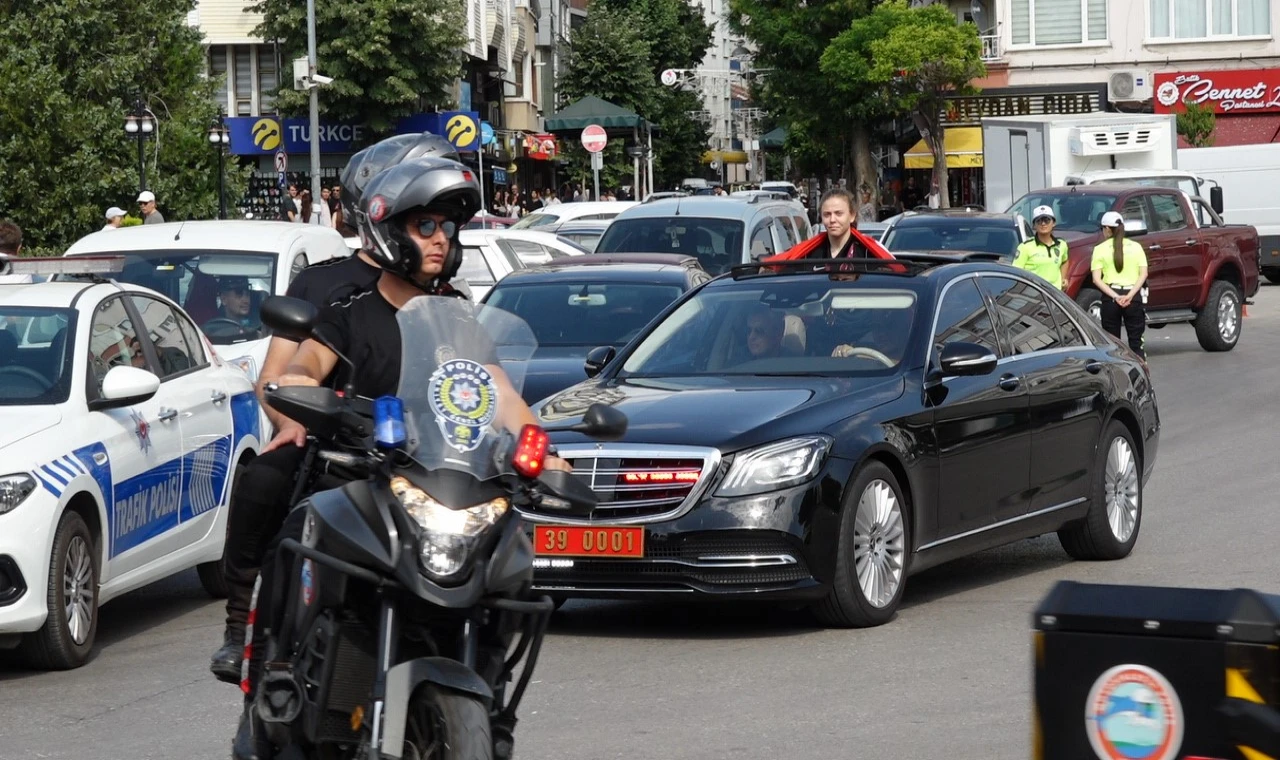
[1069,125,1161,156]
[1108,71,1153,103]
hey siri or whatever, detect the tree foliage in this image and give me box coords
[558,0,712,194]
[823,0,985,208]
[250,0,467,136]
[0,0,247,252]
[1177,99,1216,148]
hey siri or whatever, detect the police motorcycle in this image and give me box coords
[248,294,625,760]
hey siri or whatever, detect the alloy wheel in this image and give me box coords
[852,480,906,608]
[63,536,94,645]
[1218,290,1240,343]
[1104,437,1140,544]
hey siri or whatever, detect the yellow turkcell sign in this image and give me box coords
[446,114,478,147]
[252,118,282,151]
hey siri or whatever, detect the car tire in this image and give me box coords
[1058,420,1141,561]
[812,461,909,628]
[20,510,99,670]
[1075,288,1103,322]
[1193,280,1241,352]
[196,461,246,599]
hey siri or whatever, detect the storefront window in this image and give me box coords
[1012,0,1108,45]
[1150,0,1271,39]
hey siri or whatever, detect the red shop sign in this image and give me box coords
[1154,68,1280,114]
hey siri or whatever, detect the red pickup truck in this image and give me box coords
[1009,185,1260,352]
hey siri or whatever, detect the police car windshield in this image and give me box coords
[595,218,745,276]
[89,250,277,345]
[0,306,76,406]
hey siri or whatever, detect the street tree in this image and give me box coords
[1177,100,1216,148]
[250,0,466,136]
[0,0,247,253]
[824,0,985,208]
[727,0,874,191]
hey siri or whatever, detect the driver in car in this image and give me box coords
[215,276,262,333]
[744,305,785,360]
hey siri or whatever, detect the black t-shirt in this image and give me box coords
[286,254,382,309]
[314,289,495,400]
[803,235,864,259]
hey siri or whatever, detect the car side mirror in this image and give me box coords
[89,366,160,411]
[937,342,998,377]
[1123,219,1148,238]
[1210,186,1224,214]
[261,295,320,342]
[584,345,616,378]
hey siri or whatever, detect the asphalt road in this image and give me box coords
[4,285,1280,760]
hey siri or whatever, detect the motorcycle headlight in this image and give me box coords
[0,474,37,515]
[715,436,832,497]
[390,476,509,579]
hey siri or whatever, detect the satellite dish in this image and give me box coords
[970,0,991,33]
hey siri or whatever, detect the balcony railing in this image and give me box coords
[980,34,1002,62]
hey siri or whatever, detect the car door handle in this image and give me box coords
[1085,360,1103,374]
[1147,244,1162,250]
[158,407,178,422]
[210,390,228,404]
[1184,239,1197,246]
[998,374,1020,391]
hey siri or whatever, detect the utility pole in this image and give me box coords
[307,0,321,202]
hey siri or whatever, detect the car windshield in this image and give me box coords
[882,219,1020,256]
[595,217,745,275]
[78,250,277,345]
[0,306,76,406]
[1008,193,1119,233]
[509,212,559,229]
[619,277,918,377]
[485,281,685,347]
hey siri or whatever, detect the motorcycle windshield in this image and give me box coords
[395,296,538,480]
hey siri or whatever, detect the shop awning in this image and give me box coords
[905,127,983,169]
[702,149,749,165]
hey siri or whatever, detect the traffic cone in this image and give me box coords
[1243,301,1249,317]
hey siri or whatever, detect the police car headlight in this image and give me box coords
[229,356,258,382]
[0,474,37,515]
[390,476,509,579]
[715,436,833,497]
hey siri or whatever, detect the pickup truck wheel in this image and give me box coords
[1193,280,1241,352]
[1075,288,1103,321]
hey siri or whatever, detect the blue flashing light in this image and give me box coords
[374,395,406,449]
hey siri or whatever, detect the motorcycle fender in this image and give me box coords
[484,520,535,596]
[380,657,493,758]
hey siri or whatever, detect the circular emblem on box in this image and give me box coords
[1085,663,1184,760]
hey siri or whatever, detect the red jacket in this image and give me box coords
[763,228,895,263]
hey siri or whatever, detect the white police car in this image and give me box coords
[0,258,261,669]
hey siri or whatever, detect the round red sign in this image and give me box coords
[580,124,608,153]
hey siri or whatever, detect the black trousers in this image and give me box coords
[223,445,308,635]
[1100,287,1146,358]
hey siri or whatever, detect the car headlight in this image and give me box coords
[715,436,833,497]
[390,476,509,579]
[229,356,258,382]
[0,474,37,515]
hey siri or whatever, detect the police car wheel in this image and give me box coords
[1057,420,1141,561]
[196,560,229,599]
[21,510,99,669]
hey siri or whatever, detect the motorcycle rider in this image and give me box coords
[233,156,569,760]
[211,133,465,685]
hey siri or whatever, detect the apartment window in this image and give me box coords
[1150,0,1270,39]
[514,56,526,95]
[234,47,253,116]
[209,48,229,112]
[1012,0,1108,45]
[258,45,278,112]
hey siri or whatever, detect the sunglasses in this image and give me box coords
[414,219,457,238]
[1034,217,1054,224]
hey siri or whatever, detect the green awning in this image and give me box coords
[544,95,650,132]
[760,126,787,148]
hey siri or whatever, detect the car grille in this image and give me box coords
[522,444,721,523]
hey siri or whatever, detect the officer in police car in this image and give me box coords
[1012,205,1070,290]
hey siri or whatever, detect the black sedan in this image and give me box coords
[880,209,1031,260]
[528,255,1160,627]
[480,253,712,404]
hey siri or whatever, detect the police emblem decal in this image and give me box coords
[129,409,151,453]
[427,359,499,452]
[1085,663,1184,760]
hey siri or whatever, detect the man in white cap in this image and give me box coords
[1012,204,1069,289]
[137,191,164,224]
[102,206,126,231]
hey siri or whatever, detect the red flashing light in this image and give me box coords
[461,170,475,182]
[513,424,549,478]
[623,471,700,484]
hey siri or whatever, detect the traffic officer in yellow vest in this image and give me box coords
[1091,210,1149,358]
[1012,205,1069,289]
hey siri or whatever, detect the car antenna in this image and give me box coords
[173,220,187,241]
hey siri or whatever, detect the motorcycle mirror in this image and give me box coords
[570,403,627,441]
[261,295,320,342]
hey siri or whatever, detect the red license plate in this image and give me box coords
[533,526,645,558]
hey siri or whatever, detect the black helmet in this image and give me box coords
[357,156,481,286]
[339,133,460,225]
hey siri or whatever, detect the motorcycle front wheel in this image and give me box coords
[402,685,493,760]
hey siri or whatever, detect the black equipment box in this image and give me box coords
[1033,580,1280,760]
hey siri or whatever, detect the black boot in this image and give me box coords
[211,625,244,685]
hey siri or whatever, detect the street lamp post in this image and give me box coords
[207,112,231,219]
[123,97,156,194]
